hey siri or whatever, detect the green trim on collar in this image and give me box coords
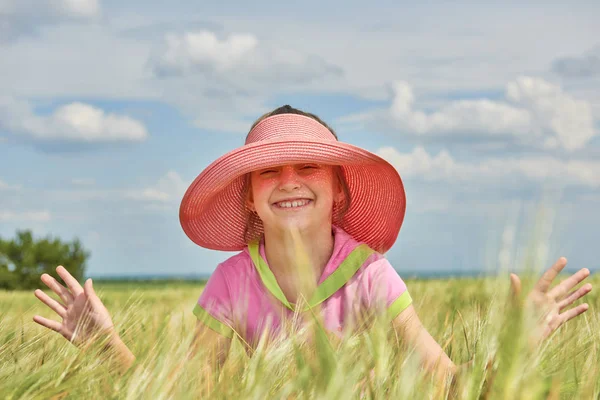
[248,240,292,309]
[248,240,375,312]
[309,244,373,308]
[193,303,234,338]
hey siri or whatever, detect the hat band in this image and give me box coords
[245,114,337,145]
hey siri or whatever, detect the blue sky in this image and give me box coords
[1,1,599,278]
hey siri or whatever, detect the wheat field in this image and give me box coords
[1,274,598,399]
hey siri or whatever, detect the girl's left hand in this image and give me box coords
[510,257,592,344]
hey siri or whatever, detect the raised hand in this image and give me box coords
[33,266,116,348]
[510,257,592,344]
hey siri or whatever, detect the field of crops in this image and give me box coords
[1,275,598,399]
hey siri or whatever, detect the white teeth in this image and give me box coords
[276,199,309,208]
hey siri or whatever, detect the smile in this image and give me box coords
[273,199,312,209]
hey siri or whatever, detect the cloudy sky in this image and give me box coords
[1,0,599,278]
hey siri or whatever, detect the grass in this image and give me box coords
[0,275,598,399]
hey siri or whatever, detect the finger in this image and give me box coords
[34,289,67,318]
[548,268,590,300]
[510,273,522,297]
[83,278,104,310]
[559,303,589,325]
[41,273,74,305]
[535,257,568,293]
[558,283,592,311]
[56,265,84,297]
[32,315,62,334]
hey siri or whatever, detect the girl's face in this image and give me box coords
[248,163,343,232]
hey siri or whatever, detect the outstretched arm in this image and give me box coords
[391,256,592,380]
[392,305,456,377]
[33,266,136,374]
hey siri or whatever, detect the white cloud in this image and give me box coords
[0,210,51,222]
[133,29,340,133]
[387,80,532,136]
[506,77,596,151]
[150,30,342,85]
[0,0,100,42]
[0,97,148,144]
[125,171,188,203]
[347,76,598,152]
[377,145,600,188]
[1,5,598,135]
[155,31,258,75]
[211,4,599,100]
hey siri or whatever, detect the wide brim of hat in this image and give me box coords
[179,135,406,253]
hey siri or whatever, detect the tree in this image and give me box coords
[0,230,90,290]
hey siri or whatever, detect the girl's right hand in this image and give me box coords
[33,266,116,348]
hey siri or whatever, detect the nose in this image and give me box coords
[278,165,301,192]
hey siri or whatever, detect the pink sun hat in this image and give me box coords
[179,112,407,253]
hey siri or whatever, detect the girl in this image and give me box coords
[33,105,592,381]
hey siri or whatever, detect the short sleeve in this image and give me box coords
[364,258,412,320]
[193,265,235,338]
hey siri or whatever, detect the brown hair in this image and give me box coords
[242,105,351,243]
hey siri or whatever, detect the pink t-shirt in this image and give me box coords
[193,226,411,348]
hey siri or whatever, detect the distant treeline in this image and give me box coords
[0,230,88,291]
[90,279,208,289]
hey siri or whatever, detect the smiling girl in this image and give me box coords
[33,105,592,383]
